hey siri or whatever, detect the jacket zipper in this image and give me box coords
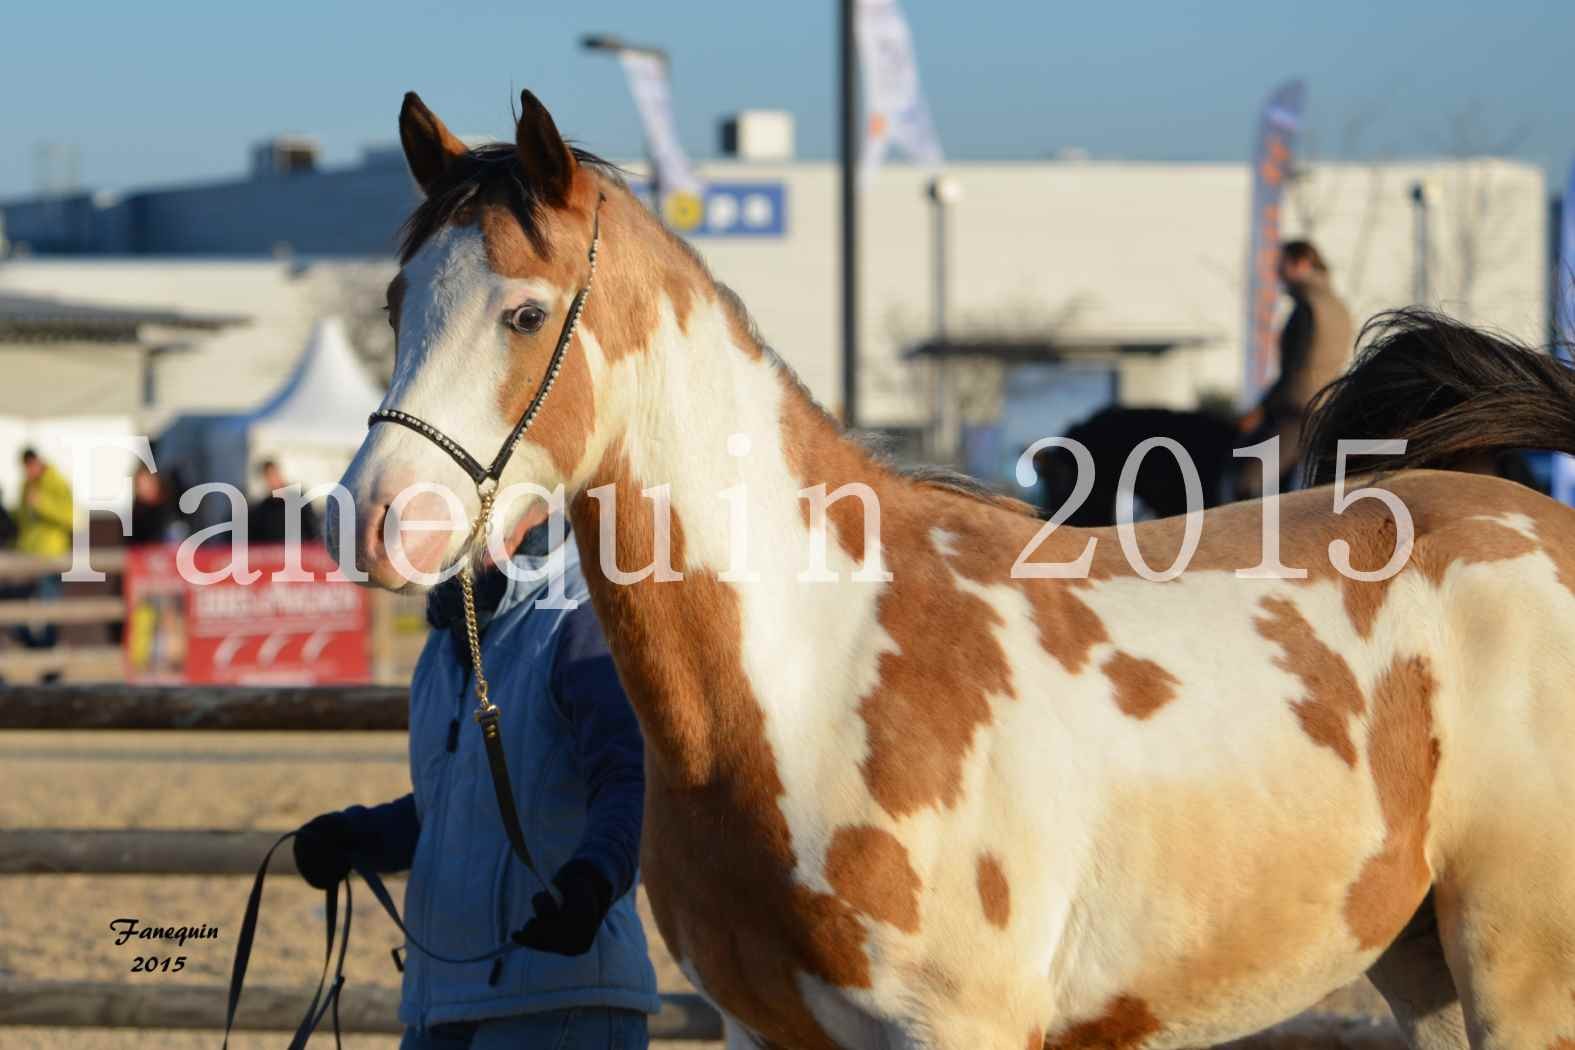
[417,664,470,1029]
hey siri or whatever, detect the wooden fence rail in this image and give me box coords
[0,684,407,731]
[0,828,287,875]
[0,687,1408,1046]
[0,596,125,626]
[0,549,126,583]
[0,979,725,1040]
[0,977,1401,1046]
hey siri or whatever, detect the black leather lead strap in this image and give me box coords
[224,835,522,1050]
[477,705,543,878]
[223,832,351,1050]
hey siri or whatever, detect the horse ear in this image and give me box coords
[399,92,468,195]
[515,90,576,206]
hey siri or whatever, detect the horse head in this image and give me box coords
[335,90,680,590]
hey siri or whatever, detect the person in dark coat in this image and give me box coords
[247,458,321,544]
[1238,240,1357,496]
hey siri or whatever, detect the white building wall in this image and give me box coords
[0,158,1547,437]
[697,158,1546,426]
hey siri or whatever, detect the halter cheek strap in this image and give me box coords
[362,194,605,901]
[368,193,603,490]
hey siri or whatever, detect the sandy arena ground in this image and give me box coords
[0,729,1394,1049]
[0,729,709,1050]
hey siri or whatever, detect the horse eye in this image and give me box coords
[507,304,547,334]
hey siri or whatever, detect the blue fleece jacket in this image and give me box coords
[339,539,657,1029]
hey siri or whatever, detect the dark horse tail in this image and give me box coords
[1300,308,1575,487]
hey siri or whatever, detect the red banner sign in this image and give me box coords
[123,544,370,684]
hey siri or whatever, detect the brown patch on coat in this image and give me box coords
[570,443,863,1050]
[1413,517,1539,587]
[776,391,1020,818]
[1101,651,1180,720]
[1025,1026,1045,1050]
[1344,655,1440,950]
[476,178,605,480]
[1255,596,1366,767]
[976,852,1011,928]
[1024,584,1110,675]
[579,185,701,360]
[825,825,922,933]
[1045,995,1162,1049]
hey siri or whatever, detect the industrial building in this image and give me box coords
[0,124,1550,485]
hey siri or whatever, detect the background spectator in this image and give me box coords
[12,447,75,650]
[247,458,321,545]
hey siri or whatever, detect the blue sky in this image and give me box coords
[2,0,1572,199]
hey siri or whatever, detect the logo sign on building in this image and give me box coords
[617,51,705,228]
[856,0,943,176]
[1242,79,1307,407]
[630,180,787,237]
[123,544,370,684]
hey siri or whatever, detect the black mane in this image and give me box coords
[398,142,621,263]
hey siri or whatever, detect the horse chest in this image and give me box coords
[641,780,906,1048]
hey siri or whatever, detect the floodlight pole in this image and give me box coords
[839,0,860,430]
[582,33,672,215]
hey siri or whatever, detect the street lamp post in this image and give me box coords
[1410,180,1431,304]
[839,0,859,430]
[582,34,673,215]
[927,175,962,463]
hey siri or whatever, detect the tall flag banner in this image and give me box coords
[617,51,704,229]
[1552,158,1575,504]
[856,0,943,176]
[1242,80,1307,407]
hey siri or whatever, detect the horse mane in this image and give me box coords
[397,142,625,263]
[1300,307,1575,486]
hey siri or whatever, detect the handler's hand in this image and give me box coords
[511,858,612,956]
[292,811,355,890]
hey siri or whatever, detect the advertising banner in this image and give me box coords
[123,543,370,684]
[1242,80,1307,406]
[856,0,943,176]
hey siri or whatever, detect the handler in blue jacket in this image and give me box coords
[292,519,658,1048]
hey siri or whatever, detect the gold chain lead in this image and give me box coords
[462,487,496,719]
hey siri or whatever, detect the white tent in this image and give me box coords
[238,316,384,492]
[156,317,383,517]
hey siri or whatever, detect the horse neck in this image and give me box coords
[568,258,903,786]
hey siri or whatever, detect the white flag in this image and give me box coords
[856,0,943,175]
[616,52,703,227]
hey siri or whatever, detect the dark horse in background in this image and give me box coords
[1030,406,1242,525]
[1032,322,1543,526]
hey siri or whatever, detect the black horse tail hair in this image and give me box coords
[1300,308,1575,487]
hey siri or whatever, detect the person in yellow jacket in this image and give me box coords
[13,448,74,649]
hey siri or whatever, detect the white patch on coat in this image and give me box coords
[339,224,578,558]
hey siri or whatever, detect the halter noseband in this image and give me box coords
[367,193,604,492]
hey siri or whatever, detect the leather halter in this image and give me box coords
[362,195,605,899]
[367,193,604,491]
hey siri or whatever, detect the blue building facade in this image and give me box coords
[1,150,420,257]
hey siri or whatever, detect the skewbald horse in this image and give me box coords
[337,90,1575,1049]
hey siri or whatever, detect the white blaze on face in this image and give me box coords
[336,223,566,584]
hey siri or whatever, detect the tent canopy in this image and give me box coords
[244,316,385,449]
[156,317,384,511]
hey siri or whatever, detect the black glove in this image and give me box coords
[510,859,613,956]
[293,811,355,890]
